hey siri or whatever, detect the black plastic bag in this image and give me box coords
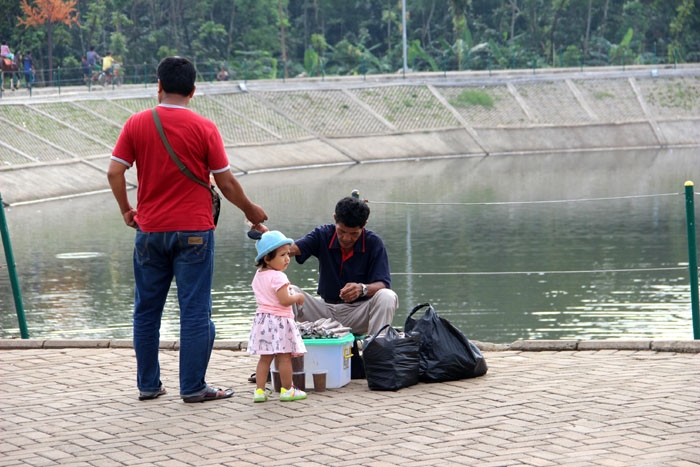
[405,303,488,382]
[362,324,421,391]
[350,338,366,379]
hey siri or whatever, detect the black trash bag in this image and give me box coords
[404,303,488,382]
[362,324,421,391]
[350,338,366,379]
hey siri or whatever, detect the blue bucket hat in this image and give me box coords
[255,230,293,263]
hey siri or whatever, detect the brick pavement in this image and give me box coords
[1,341,699,466]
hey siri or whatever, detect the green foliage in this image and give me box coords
[232,51,278,80]
[561,45,582,67]
[310,34,328,54]
[451,89,494,109]
[192,21,228,66]
[304,47,319,76]
[620,28,634,48]
[408,40,438,71]
[0,0,696,83]
[594,91,615,100]
[58,55,81,84]
[610,28,635,66]
[109,32,128,59]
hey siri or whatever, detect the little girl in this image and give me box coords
[248,230,307,402]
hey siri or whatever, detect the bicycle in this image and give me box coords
[97,63,122,87]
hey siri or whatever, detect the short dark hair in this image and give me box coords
[335,197,369,228]
[157,56,196,96]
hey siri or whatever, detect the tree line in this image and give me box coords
[1,0,698,86]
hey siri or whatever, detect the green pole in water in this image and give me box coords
[684,181,699,339]
[0,193,29,338]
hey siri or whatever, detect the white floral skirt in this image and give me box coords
[247,312,307,355]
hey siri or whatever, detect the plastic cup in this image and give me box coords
[292,371,306,391]
[292,355,305,372]
[271,370,281,392]
[313,371,327,392]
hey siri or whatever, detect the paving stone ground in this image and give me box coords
[2,344,699,466]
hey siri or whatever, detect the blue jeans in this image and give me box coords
[133,229,216,397]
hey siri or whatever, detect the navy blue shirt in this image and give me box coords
[295,224,392,303]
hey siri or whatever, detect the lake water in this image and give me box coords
[1,148,698,343]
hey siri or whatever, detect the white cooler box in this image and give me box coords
[303,333,355,389]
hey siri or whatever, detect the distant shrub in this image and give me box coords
[451,89,494,108]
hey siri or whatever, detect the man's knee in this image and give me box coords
[374,288,398,309]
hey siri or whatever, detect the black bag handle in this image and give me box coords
[363,323,393,347]
[407,303,433,320]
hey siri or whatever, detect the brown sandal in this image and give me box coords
[139,386,166,401]
[182,385,234,403]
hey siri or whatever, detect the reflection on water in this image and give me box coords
[1,148,698,342]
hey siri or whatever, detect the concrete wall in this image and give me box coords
[1,65,699,205]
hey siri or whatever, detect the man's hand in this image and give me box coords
[339,282,363,303]
[122,208,138,228]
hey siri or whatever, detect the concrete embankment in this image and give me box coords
[1,65,699,205]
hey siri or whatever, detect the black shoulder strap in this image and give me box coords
[152,108,214,193]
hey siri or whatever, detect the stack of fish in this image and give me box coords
[298,318,353,339]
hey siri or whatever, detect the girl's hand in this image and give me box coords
[296,294,305,306]
[250,223,268,233]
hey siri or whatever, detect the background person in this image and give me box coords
[81,56,90,83]
[1,40,14,61]
[22,51,33,89]
[86,46,100,68]
[289,196,398,337]
[107,56,268,403]
[216,67,229,81]
[102,51,115,83]
[248,230,307,403]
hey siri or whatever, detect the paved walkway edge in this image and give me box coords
[1,338,698,352]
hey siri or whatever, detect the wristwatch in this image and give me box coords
[360,283,367,297]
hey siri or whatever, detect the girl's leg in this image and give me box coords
[276,353,293,389]
[256,355,274,391]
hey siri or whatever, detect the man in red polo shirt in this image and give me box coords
[108,56,267,403]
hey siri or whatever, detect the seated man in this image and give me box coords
[216,67,229,81]
[290,196,398,336]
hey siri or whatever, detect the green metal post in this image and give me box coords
[673,49,678,69]
[684,181,699,339]
[57,66,61,95]
[0,193,29,338]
